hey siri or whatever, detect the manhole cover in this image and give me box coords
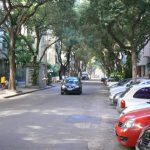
[66,114,100,123]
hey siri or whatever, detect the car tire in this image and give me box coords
[61,91,64,95]
[79,89,82,95]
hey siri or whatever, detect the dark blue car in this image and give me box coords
[61,76,82,95]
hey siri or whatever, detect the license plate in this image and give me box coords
[68,88,72,91]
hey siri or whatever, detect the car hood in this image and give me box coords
[120,108,150,122]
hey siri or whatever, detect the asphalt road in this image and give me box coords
[0,80,134,150]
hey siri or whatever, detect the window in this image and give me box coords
[120,87,132,98]
[133,87,150,99]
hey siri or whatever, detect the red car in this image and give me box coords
[114,108,150,147]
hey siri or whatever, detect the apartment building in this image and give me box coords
[137,42,150,78]
[26,30,59,87]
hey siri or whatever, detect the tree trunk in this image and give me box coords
[124,53,132,78]
[131,47,137,82]
[9,31,16,90]
[32,55,38,86]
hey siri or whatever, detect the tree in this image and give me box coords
[21,2,60,85]
[46,0,82,78]
[15,36,32,66]
[77,0,150,79]
[89,0,150,80]
[78,1,117,77]
[0,0,50,90]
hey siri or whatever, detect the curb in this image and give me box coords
[3,85,54,98]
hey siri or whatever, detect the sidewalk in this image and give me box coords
[0,85,53,99]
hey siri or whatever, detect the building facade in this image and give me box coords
[137,42,150,78]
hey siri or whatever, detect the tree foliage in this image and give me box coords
[0,0,51,90]
[79,0,150,79]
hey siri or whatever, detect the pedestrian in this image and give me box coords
[0,75,6,89]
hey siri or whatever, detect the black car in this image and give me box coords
[136,125,150,150]
[61,76,82,95]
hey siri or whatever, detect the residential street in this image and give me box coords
[0,80,134,150]
[0,1,149,149]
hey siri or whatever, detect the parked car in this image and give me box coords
[109,78,131,89]
[101,77,107,82]
[114,108,150,147]
[111,92,124,105]
[136,125,150,150]
[109,78,133,93]
[61,76,82,95]
[120,102,150,117]
[116,84,150,113]
[107,81,119,87]
[109,78,134,100]
[109,79,150,105]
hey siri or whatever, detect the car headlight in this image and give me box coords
[122,119,135,128]
[62,85,66,89]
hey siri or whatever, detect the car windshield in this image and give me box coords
[126,80,142,87]
[120,87,132,98]
[118,79,131,86]
[65,78,79,84]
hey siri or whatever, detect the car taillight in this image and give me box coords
[121,100,125,108]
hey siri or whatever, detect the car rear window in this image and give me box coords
[133,87,150,99]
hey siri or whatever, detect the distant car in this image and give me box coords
[100,77,107,85]
[136,125,150,150]
[81,72,89,80]
[116,84,150,113]
[120,102,150,117]
[101,77,107,82]
[107,77,117,82]
[115,108,150,147]
[61,76,82,95]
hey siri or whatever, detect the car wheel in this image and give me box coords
[61,91,64,95]
[79,89,82,95]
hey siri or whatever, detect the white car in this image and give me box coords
[107,81,118,87]
[111,92,123,105]
[109,88,126,103]
[109,78,131,89]
[109,79,150,104]
[109,79,132,93]
[120,102,150,117]
[109,79,132,101]
[116,84,150,113]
